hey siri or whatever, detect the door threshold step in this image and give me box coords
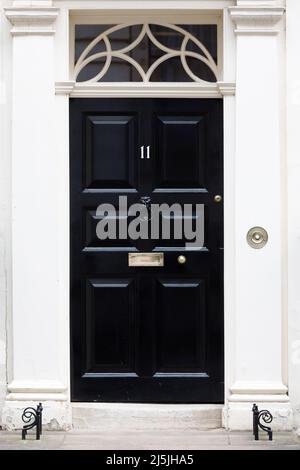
[72,403,223,430]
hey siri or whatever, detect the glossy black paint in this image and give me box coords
[70,98,224,403]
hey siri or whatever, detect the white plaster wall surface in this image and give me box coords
[1,0,300,434]
[286,0,300,437]
[0,1,12,422]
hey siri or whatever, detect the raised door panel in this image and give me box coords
[83,208,138,252]
[84,114,138,191]
[153,114,207,191]
[154,278,207,375]
[84,278,137,375]
[152,205,208,252]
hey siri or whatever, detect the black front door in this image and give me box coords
[70,98,223,403]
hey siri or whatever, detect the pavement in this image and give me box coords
[0,429,299,450]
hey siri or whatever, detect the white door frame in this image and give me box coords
[1,0,292,431]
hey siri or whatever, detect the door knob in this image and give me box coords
[177,255,186,265]
[214,195,222,203]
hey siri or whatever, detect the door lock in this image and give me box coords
[177,255,187,265]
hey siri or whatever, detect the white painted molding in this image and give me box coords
[217,81,236,96]
[230,381,288,396]
[7,380,67,394]
[4,7,59,35]
[229,395,290,403]
[55,81,236,98]
[73,23,219,84]
[6,380,68,401]
[55,80,76,95]
[229,382,289,406]
[12,1,53,5]
[229,6,285,35]
[6,393,68,401]
[64,1,234,12]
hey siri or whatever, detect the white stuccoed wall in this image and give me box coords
[1,0,72,430]
[0,0,299,433]
[223,0,293,430]
[286,0,300,437]
[0,0,12,422]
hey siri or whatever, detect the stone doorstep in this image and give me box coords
[71,404,223,430]
[0,430,299,450]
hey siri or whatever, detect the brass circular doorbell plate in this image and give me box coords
[247,227,268,249]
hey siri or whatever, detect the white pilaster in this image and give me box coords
[224,4,292,430]
[286,0,300,436]
[1,5,71,430]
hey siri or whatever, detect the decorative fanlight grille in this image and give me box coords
[74,23,219,84]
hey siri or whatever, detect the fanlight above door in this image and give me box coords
[74,23,219,84]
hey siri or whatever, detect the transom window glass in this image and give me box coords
[74,24,218,83]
